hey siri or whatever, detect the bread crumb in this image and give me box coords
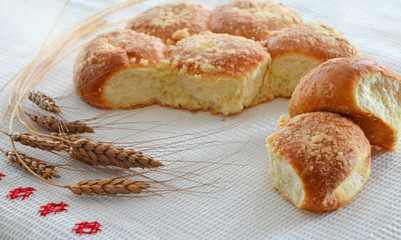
[277,115,288,128]
[172,28,190,41]
[200,63,216,73]
[166,39,176,45]
[139,59,149,66]
[157,59,171,70]
[311,135,324,143]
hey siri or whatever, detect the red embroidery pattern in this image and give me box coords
[38,202,69,216]
[0,173,5,180]
[73,221,102,235]
[6,187,36,200]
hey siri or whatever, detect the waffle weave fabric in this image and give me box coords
[1,0,401,239]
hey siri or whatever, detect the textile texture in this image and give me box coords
[0,0,401,239]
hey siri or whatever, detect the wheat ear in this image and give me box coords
[11,132,69,152]
[50,132,83,142]
[28,90,60,113]
[69,138,163,169]
[1,149,60,180]
[28,113,94,133]
[68,178,149,195]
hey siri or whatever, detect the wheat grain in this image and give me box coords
[3,150,60,180]
[50,132,83,142]
[28,90,60,113]
[11,132,69,152]
[68,178,149,195]
[69,138,163,169]
[28,113,94,133]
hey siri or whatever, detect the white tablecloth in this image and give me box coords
[1,0,401,239]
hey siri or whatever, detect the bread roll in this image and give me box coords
[74,30,271,115]
[263,23,362,98]
[73,29,167,108]
[126,2,210,42]
[167,31,271,115]
[289,58,401,150]
[210,0,302,41]
[266,112,371,211]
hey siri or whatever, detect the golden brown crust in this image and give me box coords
[126,2,211,42]
[265,23,362,59]
[269,112,371,211]
[289,58,401,149]
[210,0,302,41]
[73,29,167,108]
[168,31,270,78]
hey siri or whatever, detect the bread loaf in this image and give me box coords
[74,1,361,115]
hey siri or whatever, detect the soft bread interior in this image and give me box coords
[103,68,169,107]
[356,73,401,143]
[103,58,269,115]
[267,54,322,97]
[335,153,370,202]
[267,138,305,207]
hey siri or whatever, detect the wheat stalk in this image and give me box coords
[28,113,94,133]
[28,90,60,114]
[2,149,60,180]
[68,178,149,195]
[1,0,166,194]
[69,138,163,169]
[11,132,69,152]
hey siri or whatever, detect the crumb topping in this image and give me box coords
[210,0,302,40]
[266,23,362,59]
[76,29,166,71]
[126,2,210,42]
[168,31,270,77]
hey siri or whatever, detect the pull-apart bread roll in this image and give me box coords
[73,29,167,108]
[289,58,401,150]
[168,32,271,115]
[74,30,271,115]
[263,23,361,98]
[126,2,211,42]
[210,0,302,41]
[266,112,371,211]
